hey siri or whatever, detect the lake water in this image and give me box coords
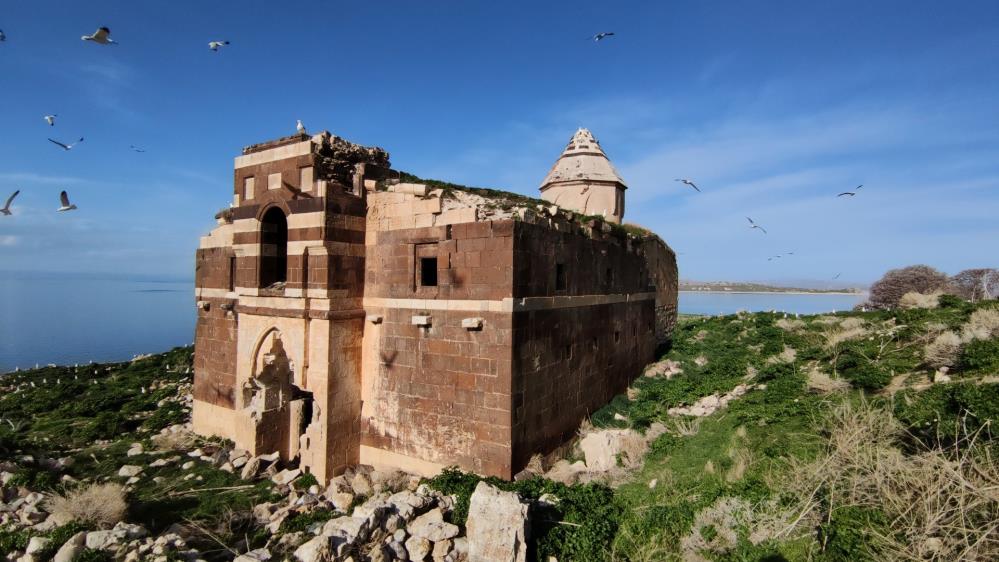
[0,277,864,372]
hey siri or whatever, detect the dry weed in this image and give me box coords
[806,366,850,393]
[152,428,197,451]
[924,331,963,369]
[824,325,870,349]
[962,308,999,342]
[776,398,999,561]
[814,316,841,325]
[767,346,798,365]
[46,482,128,529]
[899,291,942,309]
[776,318,807,332]
[670,417,702,437]
[839,317,867,330]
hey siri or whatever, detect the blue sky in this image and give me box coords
[0,0,997,285]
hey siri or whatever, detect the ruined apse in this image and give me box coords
[192,128,678,483]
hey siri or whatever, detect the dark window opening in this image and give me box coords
[606,267,614,287]
[260,207,288,288]
[420,257,438,287]
[565,345,573,360]
[302,252,310,292]
[592,337,598,351]
[555,263,567,291]
[615,330,621,344]
[228,256,236,292]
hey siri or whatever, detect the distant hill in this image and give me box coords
[680,279,863,294]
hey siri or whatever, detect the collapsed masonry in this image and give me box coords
[192,128,678,483]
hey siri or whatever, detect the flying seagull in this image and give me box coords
[768,254,782,261]
[48,137,84,151]
[296,119,306,134]
[746,217,767,234]
[44,114,57,126]
[590,32,615,42]
[675,178,700,192]
[833,272,842,280]
[0,30,6,42]
[1,190,19,216]
[208,40,230,52]
[837,184,863,197]
[58,191,77,212]
[130,145,146,152]
[82,26,116,45]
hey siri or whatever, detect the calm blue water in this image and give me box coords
[0,276,195,372]
[0,278,864,371]
[679,291,864,316]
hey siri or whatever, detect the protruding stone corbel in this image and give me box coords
[411,315,432,327]
[366,314,383,324]
[461,317,484,330]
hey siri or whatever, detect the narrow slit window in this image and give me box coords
[555,263,567,291]
[228,256,236,292]
[614,330,621,344]
[420,257,438,287]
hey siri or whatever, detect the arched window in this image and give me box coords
[260,207,288,287]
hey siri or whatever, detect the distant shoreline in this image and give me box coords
[680,290,863,296]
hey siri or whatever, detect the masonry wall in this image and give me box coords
[361,219,516,478]
[509,222,658,470]
[193,246,238,410]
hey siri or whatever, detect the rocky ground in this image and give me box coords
[2,295,998,561]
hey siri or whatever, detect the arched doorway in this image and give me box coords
[260,207,288,288]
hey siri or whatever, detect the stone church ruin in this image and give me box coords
[192,127,678,483]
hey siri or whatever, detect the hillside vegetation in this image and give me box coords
[1,298,997,561]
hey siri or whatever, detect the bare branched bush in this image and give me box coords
[869,265,950,310]
[776,399,999,561]
[152,428,197,451]
[899,290,942,309]
[950,268,999,302]
[46,482,128,529]
[924,331,963,369]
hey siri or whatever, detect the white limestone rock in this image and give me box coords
[234,548,272,561]
[271,468,301,486]
[405,535,431,560]
[240,457,262,480]
[293,535,330,562]
[118,465,143,478]
[52,531,86,562]
[579,429,647,472]
[408,508,459,542]
[466,482,529,562]
[25,536,50,555]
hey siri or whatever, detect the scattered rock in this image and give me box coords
[240,457,262,480]
[579,429,647,471]
[271,468,301,486]
[405,535,431,560]
[52,531,86,562]
[117,465,143,478]
[234,548,272,561]
[409,508,459,542]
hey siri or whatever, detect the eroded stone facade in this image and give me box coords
[192,129,678,482]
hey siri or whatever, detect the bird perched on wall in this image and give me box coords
[44,115,57,126]
[57,191,77,212]
[82,26,116,45]
[590,32,615,42]
[746,217,767,234]
[48,137,84,151]
[208,40,230,52]
[296,120,306,135]
[1,190,19,216]
[675,178,701,192]
[837,184,863,197]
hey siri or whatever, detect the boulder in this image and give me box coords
[293,535,330,562]
[52,531,86,562]
[466,482,529,562]
[234,548,272,561]
[271,468,301,486]
[25,536,50,555]
[118,465,143,478]
[408,508,459,542]
[240,457,262,480]
[349,472,373,497]
[579,429,647,471]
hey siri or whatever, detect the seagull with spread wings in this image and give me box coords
[82,26,116,45]
[1,190,19,216]
[44,114,57,126]
[675,178,701,192]
[0,30,6,42]
[838,184,863,197]
[209,40,230,52]
[130,145,146,153]
[57,191,77,212]
[590,32,615,42]
[746,217,767,234]
[48,137,84,151]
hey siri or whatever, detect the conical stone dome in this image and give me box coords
[539,128,627,223]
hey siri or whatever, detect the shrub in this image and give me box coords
[895,382,999,446]
[937,293,966,309]
[46,483,128,529]
[869,265,950,310]
[835,347,892,390]
[960,338,999,373]
[280,508,337,534]
[0,527,30,556]
[819,506,888,560]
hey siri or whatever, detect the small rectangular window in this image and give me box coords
[268,172,282,190]
[243,176,255,200]
[555,263,567,291]
[228,256,236,292]
[420,257,438,287]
